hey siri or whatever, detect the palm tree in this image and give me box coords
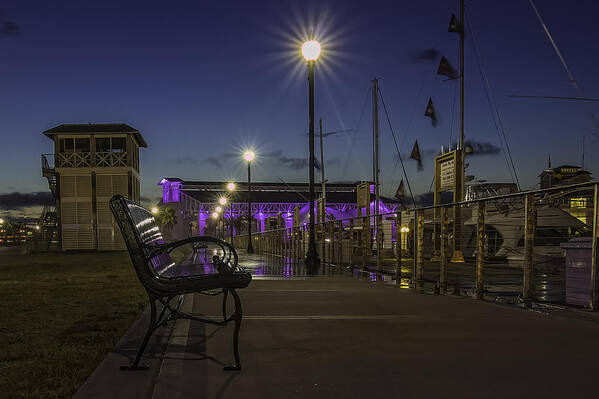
[155,207,177,240]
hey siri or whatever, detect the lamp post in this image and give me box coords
[219,197,227,240]
[226,183,236,243]
[212,211,219,237]
[244,151,255,253]
[302,39,321,271]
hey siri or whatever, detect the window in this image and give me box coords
[95,137,126,153]
[59,137,90,153]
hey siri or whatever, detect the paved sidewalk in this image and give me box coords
[76,254,599,399]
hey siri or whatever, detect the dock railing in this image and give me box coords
[231,181,599,309]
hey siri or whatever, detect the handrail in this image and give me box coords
[231,180,599,236]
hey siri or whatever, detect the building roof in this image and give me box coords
[182,188,398,205]
[43,123,147,147]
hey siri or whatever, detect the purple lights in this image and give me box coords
[160,179,182,203]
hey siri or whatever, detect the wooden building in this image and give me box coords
[42,124,147,250]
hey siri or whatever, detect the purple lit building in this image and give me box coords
[157,179,400,241]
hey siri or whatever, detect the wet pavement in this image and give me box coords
[76,250,599,399]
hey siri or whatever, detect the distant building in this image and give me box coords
[539,164,593,225]
[539,165,591,189]
[157,179,399,240]
[42,124,147,250]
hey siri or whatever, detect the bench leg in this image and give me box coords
[121,297,156,370]
[223,289,242,371]
[222,289,229,322]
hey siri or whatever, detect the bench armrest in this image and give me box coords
[145,236,240,273]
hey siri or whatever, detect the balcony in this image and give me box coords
[41,152,129,168]
[56,152,91,167]
[95,151,127,167]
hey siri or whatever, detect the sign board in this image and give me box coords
[439,157,455,191]
[435,150,460,194]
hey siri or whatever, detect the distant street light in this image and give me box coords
[303,39,321,271]
[225,183,235,243]
[0,218,4,224]
[215,206,222,213]
[151,207,159,215]
[219,197,228,206]
[212,212,219,219]
[244,150,255,253]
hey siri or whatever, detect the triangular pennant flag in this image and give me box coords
[314,157,322,171]
[437,56,457,79]
[424,97,438,127]
[410,140,423,171]
[394,179,406,203]
[448,13,462,33]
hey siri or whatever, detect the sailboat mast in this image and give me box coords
[459,0,465,154]
[373,78,380,216]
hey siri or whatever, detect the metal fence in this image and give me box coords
[231,181,599,309]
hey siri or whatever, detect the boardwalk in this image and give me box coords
[76,252,599,399]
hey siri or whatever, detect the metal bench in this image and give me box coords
[110,195,252,371]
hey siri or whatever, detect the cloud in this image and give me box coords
[0,192,53,210]
[0,13,19,36]
[464,140,501,156]
[196,149,340,171]
[412,48,439,62]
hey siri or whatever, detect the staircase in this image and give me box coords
[32,154,60,252]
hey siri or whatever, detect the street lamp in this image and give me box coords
[302,39,321,271]
[226,184,236,243]
[244,151,255,253]
[151,207,159,215]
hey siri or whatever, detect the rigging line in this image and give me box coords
[467,16,521,190]
[528,0,599,136]
[342,85,371,175]
[508,94,599,102]
[377,85,416,208]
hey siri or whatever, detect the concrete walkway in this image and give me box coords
[75,253,599,399]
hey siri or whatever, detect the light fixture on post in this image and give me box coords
[302,38,321,272]
[244,151,255,254]
[226,183,236,243]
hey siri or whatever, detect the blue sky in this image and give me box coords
[1,0,599,216]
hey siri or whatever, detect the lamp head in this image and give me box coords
[302,40,321,61]
[219,197,227,206]
[243,151,255,162]
[215,206,222,213]
[212,212,219,219]
[151,207,159,215]
[227,182,236,191]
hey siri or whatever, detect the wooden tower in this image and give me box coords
[42,124,147,251]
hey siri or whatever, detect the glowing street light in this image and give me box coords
[212,212,219,219]
[302,38,322,271]
[151,207,159,215]
[243,151,255,162]
[227,182,236,191]
[244,150,255,253]
[219,197,228,206]
[0,218,4,224]
[302,40,321,61]
[215,206,222,213]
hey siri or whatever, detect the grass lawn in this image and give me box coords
[0,248,147,399]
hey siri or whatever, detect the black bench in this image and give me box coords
[110,195,252,371]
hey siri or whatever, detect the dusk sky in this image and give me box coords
[1,0,599,216]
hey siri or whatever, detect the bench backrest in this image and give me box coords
[109,195,176,284]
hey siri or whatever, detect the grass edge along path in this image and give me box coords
[0,251,146,399]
